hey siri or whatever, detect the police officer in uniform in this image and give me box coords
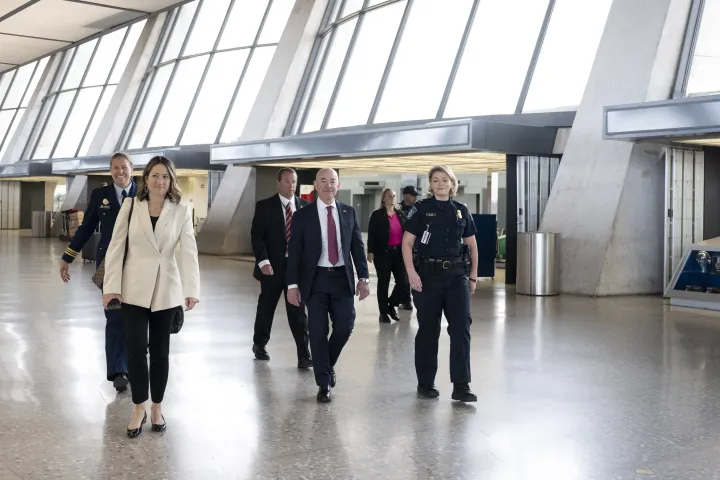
[402,165,479,402]
[59,152,137,393]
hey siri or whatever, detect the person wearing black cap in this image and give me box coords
[392,185,419,312]
[400,185,419,215]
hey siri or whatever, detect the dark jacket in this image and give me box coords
[287,200,369,299]
[62,181,137,267]
[367,207,407,256]
[251,194,310,281]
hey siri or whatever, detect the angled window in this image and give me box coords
[0,58,49,161]
[522,0,612,112]
[28,21,146,160]
[123,0,294,149]
[685,0,720,97]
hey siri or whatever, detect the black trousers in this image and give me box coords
[253,260,311,361]
[374,247,410,314]
[306,268,355,386]
[122,303,174,405]
[412,266,471,386]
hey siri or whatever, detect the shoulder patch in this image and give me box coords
[407,205,417,219]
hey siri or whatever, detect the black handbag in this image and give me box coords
[171,306,184,334]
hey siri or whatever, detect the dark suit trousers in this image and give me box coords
[374,247,409,314]
[104,307,128,381]
[306,268,356,386]
[253,259,311,360]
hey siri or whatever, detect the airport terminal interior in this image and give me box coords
[4,0,720,478]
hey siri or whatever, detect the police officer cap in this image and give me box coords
[402,185,420,196]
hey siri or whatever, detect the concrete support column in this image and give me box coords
[197,0,329,255]
[539,0,692,295]
[89,14,166,155]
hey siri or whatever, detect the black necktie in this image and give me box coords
[121,190,127,201]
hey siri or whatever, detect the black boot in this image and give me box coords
[451,384,477,403]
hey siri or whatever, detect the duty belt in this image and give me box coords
[420,257,466,272]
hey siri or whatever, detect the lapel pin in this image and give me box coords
[102,198,109,205]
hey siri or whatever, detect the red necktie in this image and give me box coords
[327,205,339,265]
[285,202,292,253]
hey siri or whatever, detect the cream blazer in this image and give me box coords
[103,197,200,312]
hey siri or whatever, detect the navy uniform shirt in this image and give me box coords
[62,181,136,267]
[405,196,477,258]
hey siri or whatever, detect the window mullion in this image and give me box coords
[515,0,555,114]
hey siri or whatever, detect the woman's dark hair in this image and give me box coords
[137,156,182,203]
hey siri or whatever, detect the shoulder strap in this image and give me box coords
[122,198,135,267]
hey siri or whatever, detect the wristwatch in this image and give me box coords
[359,278,370,284]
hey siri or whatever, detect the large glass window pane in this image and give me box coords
[51,49,74,92]
[110,20,146,84]
[182,50,249,145]
[128,64,173,149]
[258,0,295,44]
[79,85,116,157]
[3,62,36,109]
[302,18,357,132]
[0,71,16,107]
[686,0,720,96]
[523,0,612,112]
[162,1,199,62]
[328,1,405,128]
[21,58,49,108]
[54,87,103,158]
[292,34,330,134]
[445,0,549,117]
[34,92,74,159]
[84,27,126,87]
[0,111,13,144]
[218,0,269,49]
[148,55,209,147]
[375,0,472,123]
[0,109,22,158]
[221,46,276,143]
[184,0,232,56]
[62,39,98,90]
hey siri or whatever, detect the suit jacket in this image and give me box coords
[287,200,369,299]
[251,194,310,281]
[62,181,137,267]
[367,207,407,257]
[103,197,200,312]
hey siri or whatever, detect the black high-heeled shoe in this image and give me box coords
[127,412,147,438]
[151,414,166,432]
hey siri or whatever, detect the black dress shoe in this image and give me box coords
[151,414,167,432]
[113,373,129,393]
[252,344,270,361]
[297,358,313,369]
[388,307,400,321]
[127,412,147,438]
[417,384,440,398]
[402,303,413,311]
[379,314,391,323]
[451,384,478,403]
[317,386,332,403]
[330,369,336,388]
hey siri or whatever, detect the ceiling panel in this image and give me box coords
[252,152,507,173]
[0,34,68,65]
[0,0,187,70]
[83,0,189,13]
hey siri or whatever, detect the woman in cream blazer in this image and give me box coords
[103,155,199,438]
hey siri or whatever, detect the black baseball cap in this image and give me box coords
[402,185,419,196]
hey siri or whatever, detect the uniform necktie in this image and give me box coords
[285,202,292,253]
[121,190,127,202]
[326,205,339,266]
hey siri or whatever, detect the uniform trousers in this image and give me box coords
[306,268,356,387]
[104,307,128,381]
[412,265,471,386]
[122,303,174,405]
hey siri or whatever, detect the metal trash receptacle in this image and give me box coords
[31,211,52,238]
[516,232,560,296]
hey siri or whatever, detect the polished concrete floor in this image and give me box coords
[2,232,720,479]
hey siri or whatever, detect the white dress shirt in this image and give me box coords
[113,183,131,205]
[258,194,295,268]
[317,199,344,267]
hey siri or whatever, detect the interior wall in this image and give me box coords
[703,147,720,241]
[19,182,46,229]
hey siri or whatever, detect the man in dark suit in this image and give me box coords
[287,168,370,403]
[250,168,312,367]
[59,152,136,392]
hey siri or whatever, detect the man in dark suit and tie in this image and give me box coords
[251,168,312,367]
[287,168,370,403]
